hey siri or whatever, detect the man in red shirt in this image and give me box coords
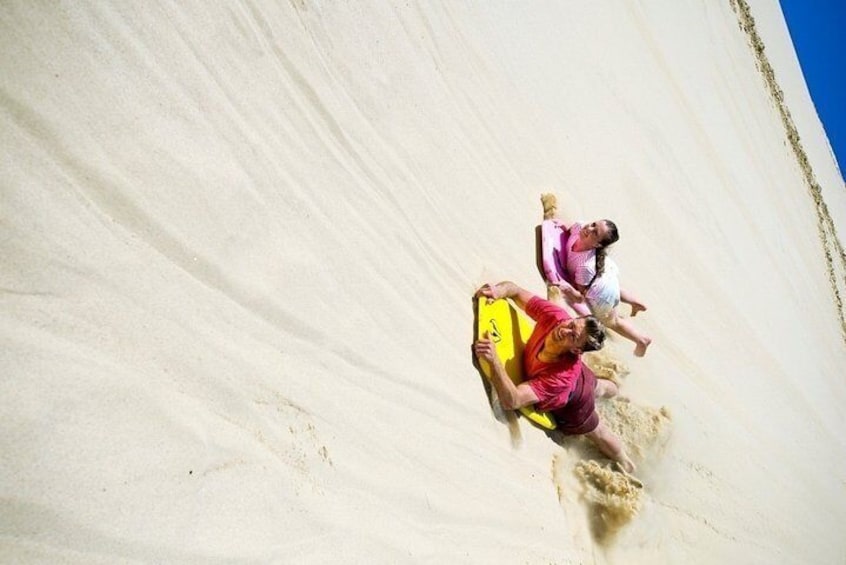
[474,281,635,472]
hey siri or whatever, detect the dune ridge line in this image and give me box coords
[730,0,846,344]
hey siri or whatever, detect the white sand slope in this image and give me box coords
[2,1,845,562]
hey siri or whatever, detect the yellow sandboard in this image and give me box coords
[475,298,557,430]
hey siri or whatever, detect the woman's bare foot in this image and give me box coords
[540,193,558,220]
[630,302,647,317]
[633,336,652,357]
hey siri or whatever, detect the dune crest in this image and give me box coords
[731,0,846,343]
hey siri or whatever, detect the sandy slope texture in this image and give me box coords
[2,1,845,563]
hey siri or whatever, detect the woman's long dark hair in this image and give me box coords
[587,220,619,288]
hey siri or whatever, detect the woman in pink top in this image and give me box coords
[544,217,652,357]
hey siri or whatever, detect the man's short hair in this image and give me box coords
[581,316,606,352]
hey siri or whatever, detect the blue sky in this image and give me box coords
[779,0,846,178]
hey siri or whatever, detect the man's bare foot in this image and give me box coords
[633,337,652,357]
[614,460,642,487]
[615,454,637,475]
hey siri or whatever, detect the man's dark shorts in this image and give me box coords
[551,365,600,435]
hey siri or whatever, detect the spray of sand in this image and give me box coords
[573,460,642,542]
[547,351,672,543]
[570,396,672,542]
[583,350,630,385]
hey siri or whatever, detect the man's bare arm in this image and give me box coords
[473,334,539,410]
[476,281,535,311]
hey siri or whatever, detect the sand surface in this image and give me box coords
[2,1,845,563]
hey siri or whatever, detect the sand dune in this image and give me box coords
[2,1,845,562]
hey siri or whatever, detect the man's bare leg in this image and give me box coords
[594,378,619,399]
[585,421,635,473]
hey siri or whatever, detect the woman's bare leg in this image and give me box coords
[606,310,652,357]
[620,288,647,317]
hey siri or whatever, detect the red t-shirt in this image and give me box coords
[523,296,583,411]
